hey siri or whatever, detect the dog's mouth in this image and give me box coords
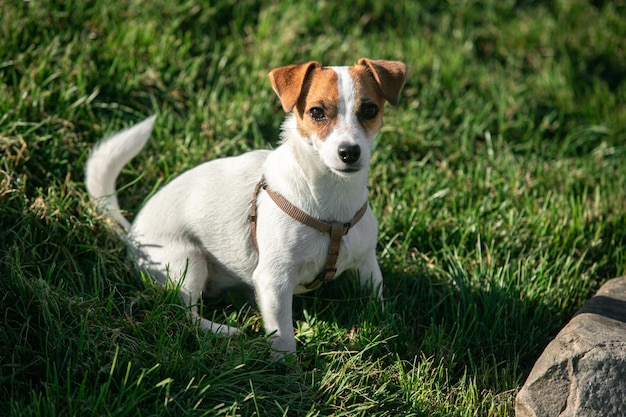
[334,165,362,174]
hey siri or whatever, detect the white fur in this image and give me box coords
[86,67,384,356]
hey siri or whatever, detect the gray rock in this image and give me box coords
[516,276,626,417]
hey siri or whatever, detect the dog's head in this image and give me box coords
[269,58,406,175]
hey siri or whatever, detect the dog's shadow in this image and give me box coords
[199,272,390,357]
[294,272,384,325]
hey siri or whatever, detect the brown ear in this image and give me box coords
[268,61,321,112]
[357,58,407,106]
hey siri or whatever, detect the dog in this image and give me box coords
[86,58,406,356]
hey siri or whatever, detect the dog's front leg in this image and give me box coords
[253,268,297,358]
[359,249,384,303]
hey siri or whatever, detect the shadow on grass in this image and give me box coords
[296,265,569,383]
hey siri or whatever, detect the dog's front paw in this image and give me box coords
[268,335,296,360]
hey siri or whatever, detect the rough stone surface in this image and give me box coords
[516,276,626,417]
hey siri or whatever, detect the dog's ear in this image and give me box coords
[268,62,321,112]
[357,58,407,106]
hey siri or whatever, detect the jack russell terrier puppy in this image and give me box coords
[86,58,407,356]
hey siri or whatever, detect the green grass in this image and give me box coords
[1,0,625,415]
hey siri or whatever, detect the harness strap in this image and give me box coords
[250,177,368,290]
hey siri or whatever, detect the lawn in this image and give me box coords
[1,0,625,415]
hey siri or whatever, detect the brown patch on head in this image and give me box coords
[349,65,388,133]
[293,66,340,141]
[269,63,340,141]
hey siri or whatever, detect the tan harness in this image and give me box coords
[250,177,368,290]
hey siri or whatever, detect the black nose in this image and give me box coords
[338,144,361,164]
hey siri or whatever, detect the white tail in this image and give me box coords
[85,115,156,232]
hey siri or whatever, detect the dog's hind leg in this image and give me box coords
[137,243,240,336]
[175,253,241,336]
[179,289,241,336]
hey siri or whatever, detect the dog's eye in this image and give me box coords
[308,107,327,121]
[358,103,379,121]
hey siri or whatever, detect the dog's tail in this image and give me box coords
[85,115,156,233]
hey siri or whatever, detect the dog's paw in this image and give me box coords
[197,317,241,336]
[269,349,298,364]
[267,335,297,360]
